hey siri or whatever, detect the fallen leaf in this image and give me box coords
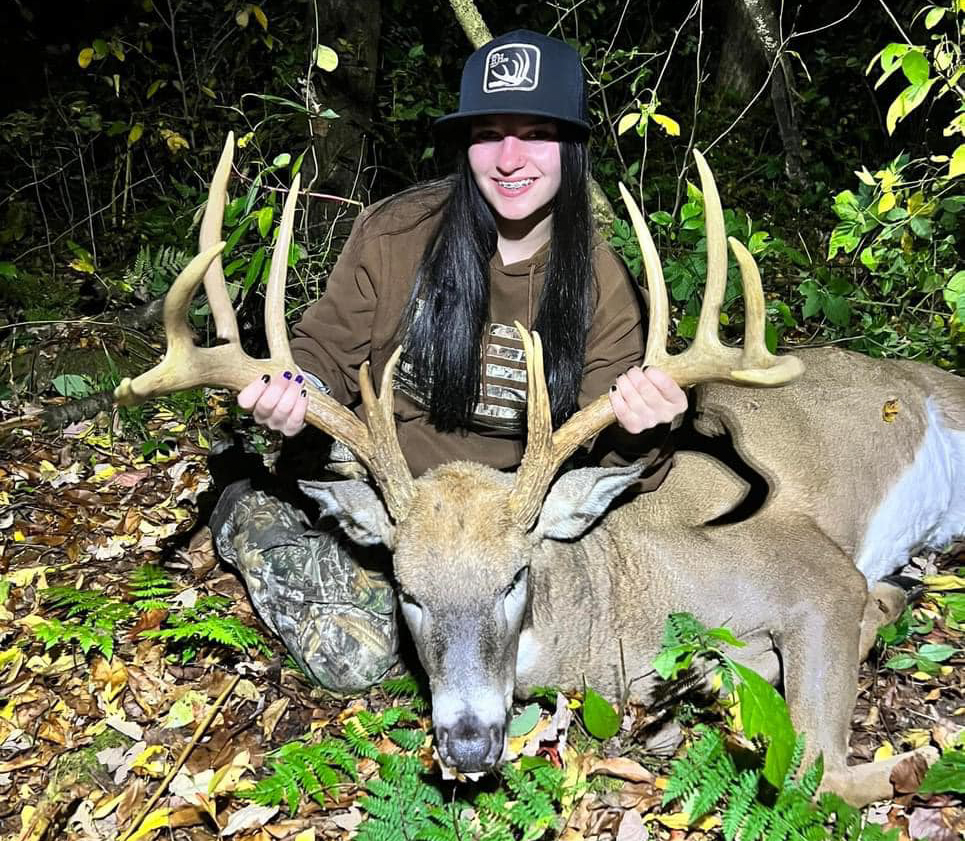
[907,807,963,841]
[616,809,649,841]
[585,756,655,783]
[890,751,931,794]
[331,806,364,831]
[125,807,170,841]
[106,715,144,741]
[220,803,280,835]
[874,742,895,761]
[261,697,289,741]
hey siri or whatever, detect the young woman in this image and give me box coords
[212,30,687,692]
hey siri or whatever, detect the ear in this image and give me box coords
[533,464,643,540]
[298,480,395,548]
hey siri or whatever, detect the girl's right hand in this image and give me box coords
[237,371,309,437]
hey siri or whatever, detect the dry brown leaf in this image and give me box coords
[331,806,364,831]
[261,697,290,741]
[585,756,655,784]
[91,656,128,702]
[890,752,931,794]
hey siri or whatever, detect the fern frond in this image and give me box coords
[721,769,760,841]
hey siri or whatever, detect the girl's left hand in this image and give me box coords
[609,366,687,434]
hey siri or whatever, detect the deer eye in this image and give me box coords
[502,567,529,625]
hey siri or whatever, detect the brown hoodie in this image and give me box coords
[291,185,671,482]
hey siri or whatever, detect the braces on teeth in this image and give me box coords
[498,179,534,189]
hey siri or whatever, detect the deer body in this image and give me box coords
[117,136,960,806]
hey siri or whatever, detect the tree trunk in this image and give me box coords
[717,0,766,101]
[739,0,806,181]
[301,0,382,202]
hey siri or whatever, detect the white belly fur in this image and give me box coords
[857,400,965,582]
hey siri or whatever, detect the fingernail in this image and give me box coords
[610,385,617,392]
[283,371,292,380]
[300,389,307,398]
[295,374,304,384]
[261,374,270,383]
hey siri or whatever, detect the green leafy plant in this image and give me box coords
[34,586,135,659]
[664,726,897,841]
[140,594,272,663]
[33,567,270,664]
[654,612,796,788]
[919,746,965,794]
[882,641,958,676]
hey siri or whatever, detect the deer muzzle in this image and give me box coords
[437,714,505,772]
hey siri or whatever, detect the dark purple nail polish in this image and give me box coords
[283,370,292,380]
[300,389,307,398]
[295,374,304,384]
[610,385,617,392]
[261,374,270,383]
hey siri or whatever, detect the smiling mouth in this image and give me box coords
[495,178,535,191]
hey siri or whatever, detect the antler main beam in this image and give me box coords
[114,133,414,519]
[509,150,804,528]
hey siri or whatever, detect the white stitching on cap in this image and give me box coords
[483,44,540,93]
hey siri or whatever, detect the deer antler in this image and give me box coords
[114,133,415,519]
[508,149,804,528]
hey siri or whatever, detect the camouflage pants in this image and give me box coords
[211,479,399,692]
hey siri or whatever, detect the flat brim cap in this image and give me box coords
[435,30,590,138]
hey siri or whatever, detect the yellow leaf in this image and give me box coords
[882,399,900,422]
[949,144,965,179]
[878,191,897,213]
[235,7,249,27]
[13,530,25,542]
[130,745,168,776]
[873,742,894,761]
[125,808,170,841]
[92,464,119,483]
[617,113,640,136]
[78,48,95,69]
[69,256,96,274]
[237,131,254,149]
[901,728,931,748]
[923,574,965,591]
[911,670,933,681]
[314,44,339,72]
[91,791,124,819]
[652,113,681,136]
[128,123,144,146]
[294,831,316,841]
[697,815,722,830]
[648,811,692,829]
[251,4,268,30]
[855,166,876,186]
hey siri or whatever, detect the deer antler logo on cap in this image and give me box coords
[483,45,540,92]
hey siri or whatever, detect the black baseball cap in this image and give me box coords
[434,30,590,138]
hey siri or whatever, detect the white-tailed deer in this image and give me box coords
[116,134,965,806]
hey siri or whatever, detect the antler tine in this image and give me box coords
[508,323,555,528]
[264,171,299,371]
[357,347,415,520]
[200,132,241,344]
[116,135,384,491]
[727,238,804,384]
[691,149,728,354]
[114,241,227,406]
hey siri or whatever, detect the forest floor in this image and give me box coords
[1,390,963,841]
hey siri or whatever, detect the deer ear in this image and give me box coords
[298,480,396,548]
[533,464,643,541]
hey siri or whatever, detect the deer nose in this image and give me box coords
[439,716,504,772]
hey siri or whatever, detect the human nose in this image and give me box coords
[496,135,525,173]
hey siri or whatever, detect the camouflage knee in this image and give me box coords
[211,480,399,692]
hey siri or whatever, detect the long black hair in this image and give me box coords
[400,133,593,432]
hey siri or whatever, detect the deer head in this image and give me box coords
[116,134,803,772]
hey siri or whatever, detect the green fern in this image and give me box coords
[243,737,359,813]
[35,587,135,659]
[124,244,190,297]
[663,726,899,841]
[141,613,271,662]
[128,563,175,610]
[380,672,430,711]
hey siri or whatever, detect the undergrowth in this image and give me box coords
[33,564,271,662]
